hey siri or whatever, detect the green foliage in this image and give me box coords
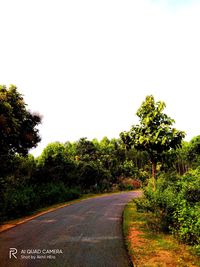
[37,182,81,206]
[178,168,200,204]
[120,95,185,182]
[135,169,200,249]
[137,170,149,183]
[187,136,200,168]
[0,84,42,190]
[173,201,200,246]
[75,137,98,161]
[0,182,81,222]
[121,95,185,158]
[77,161,112,191]
[0,85,41,158]
[35,142,76,185]
[120,160,136,177]
[160,143,189,175]
[0,184,38,220]
[78,161,100,189]
[172,169,200,248]
[0,132,151,224]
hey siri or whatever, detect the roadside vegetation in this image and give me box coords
[0,85,200,261]
[121,95,200,265]
[123,201,200,267]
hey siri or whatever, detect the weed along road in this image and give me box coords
[0,191,140,267]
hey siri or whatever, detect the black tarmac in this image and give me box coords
[0,191,140,267]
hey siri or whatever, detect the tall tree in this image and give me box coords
[0,85,41,175]
[120,95,185,189]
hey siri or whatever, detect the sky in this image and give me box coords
[0,0,200,156]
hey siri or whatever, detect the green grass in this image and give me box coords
[123,201,135,236]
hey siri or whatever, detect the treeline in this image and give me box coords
[1,133,199,224]
[0,137,148,222]
[36,137,149,190]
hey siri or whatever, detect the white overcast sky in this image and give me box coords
[1,0,200,156]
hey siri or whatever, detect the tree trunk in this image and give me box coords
[152,161,156,191]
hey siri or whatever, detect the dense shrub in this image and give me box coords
[172,169,200,247]
[135,177,178,231]
[38,182,81,205]
[0,182,81,222]
[173,201,200,246]
[137,170,149,184]
[1,185,38,220]
[134,169,200,250]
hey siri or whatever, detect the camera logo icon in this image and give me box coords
[9,248,18,259]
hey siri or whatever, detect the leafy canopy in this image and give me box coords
[0,85,42,157]
[120,95,185,162]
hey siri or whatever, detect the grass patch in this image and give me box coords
[123,200,200,267]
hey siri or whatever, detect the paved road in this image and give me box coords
[0,191,140,267]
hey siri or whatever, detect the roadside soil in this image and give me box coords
[124,202,200,267]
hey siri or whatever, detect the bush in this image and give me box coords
[118,177,141,190]
[137,170,149,184]
[173,201,200,245]
[172,169,200,246]
[138,177,178,231]
[134,170,200,248]
[0,182,81,222]
[35,182,81,206]
[1,185,38,220]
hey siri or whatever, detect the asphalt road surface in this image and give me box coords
[0,191,140,267]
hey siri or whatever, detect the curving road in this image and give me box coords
[0,191,140,267]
